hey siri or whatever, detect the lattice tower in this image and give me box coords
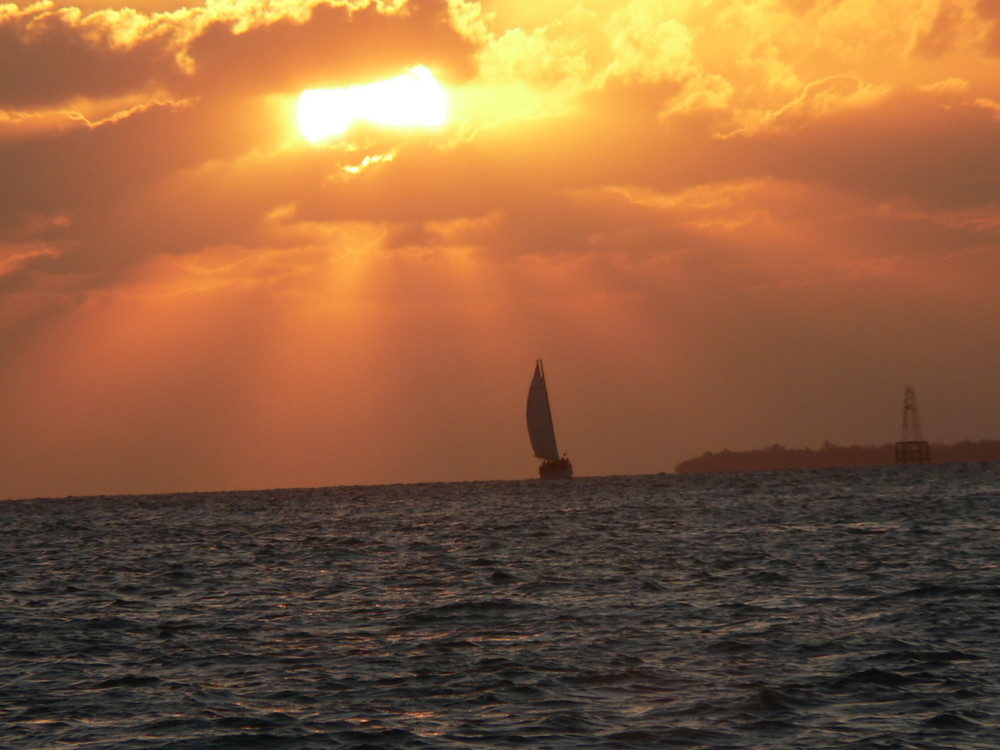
[900,386,924,443]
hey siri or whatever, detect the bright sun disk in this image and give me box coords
[298,65,448,143]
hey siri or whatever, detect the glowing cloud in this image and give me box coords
[297,65,448,142]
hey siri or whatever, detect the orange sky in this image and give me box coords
[2,0,999,499]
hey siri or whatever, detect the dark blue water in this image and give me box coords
[2,464,999,749]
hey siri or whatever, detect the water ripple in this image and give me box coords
[2,464,1000,748]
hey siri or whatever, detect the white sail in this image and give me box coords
[526,360,560,461]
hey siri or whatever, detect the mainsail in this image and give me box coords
[526,360,560,461]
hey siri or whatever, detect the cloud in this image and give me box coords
[181,0,477,97]
[0,0,478,284]
[0,3,176,108]
[0,0,477,108]
[5,0,999,289]
[602,1,697,85]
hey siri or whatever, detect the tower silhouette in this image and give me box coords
[895,386,930,465]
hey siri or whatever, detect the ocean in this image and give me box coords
[2,463,999,749]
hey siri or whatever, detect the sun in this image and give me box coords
[297,65,448,143]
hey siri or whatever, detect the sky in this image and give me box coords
[2,0,999,499]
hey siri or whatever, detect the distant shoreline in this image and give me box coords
[675,440,1000,474]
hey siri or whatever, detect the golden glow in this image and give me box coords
[297,66,448,143]
[5,0,1000,502]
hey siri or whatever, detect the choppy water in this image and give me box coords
[2,463,999,749]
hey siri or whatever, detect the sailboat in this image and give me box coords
[526,359,573,479]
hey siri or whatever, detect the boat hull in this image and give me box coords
[539,458,573,479]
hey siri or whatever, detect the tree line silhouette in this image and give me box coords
[674,440,1000,474]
